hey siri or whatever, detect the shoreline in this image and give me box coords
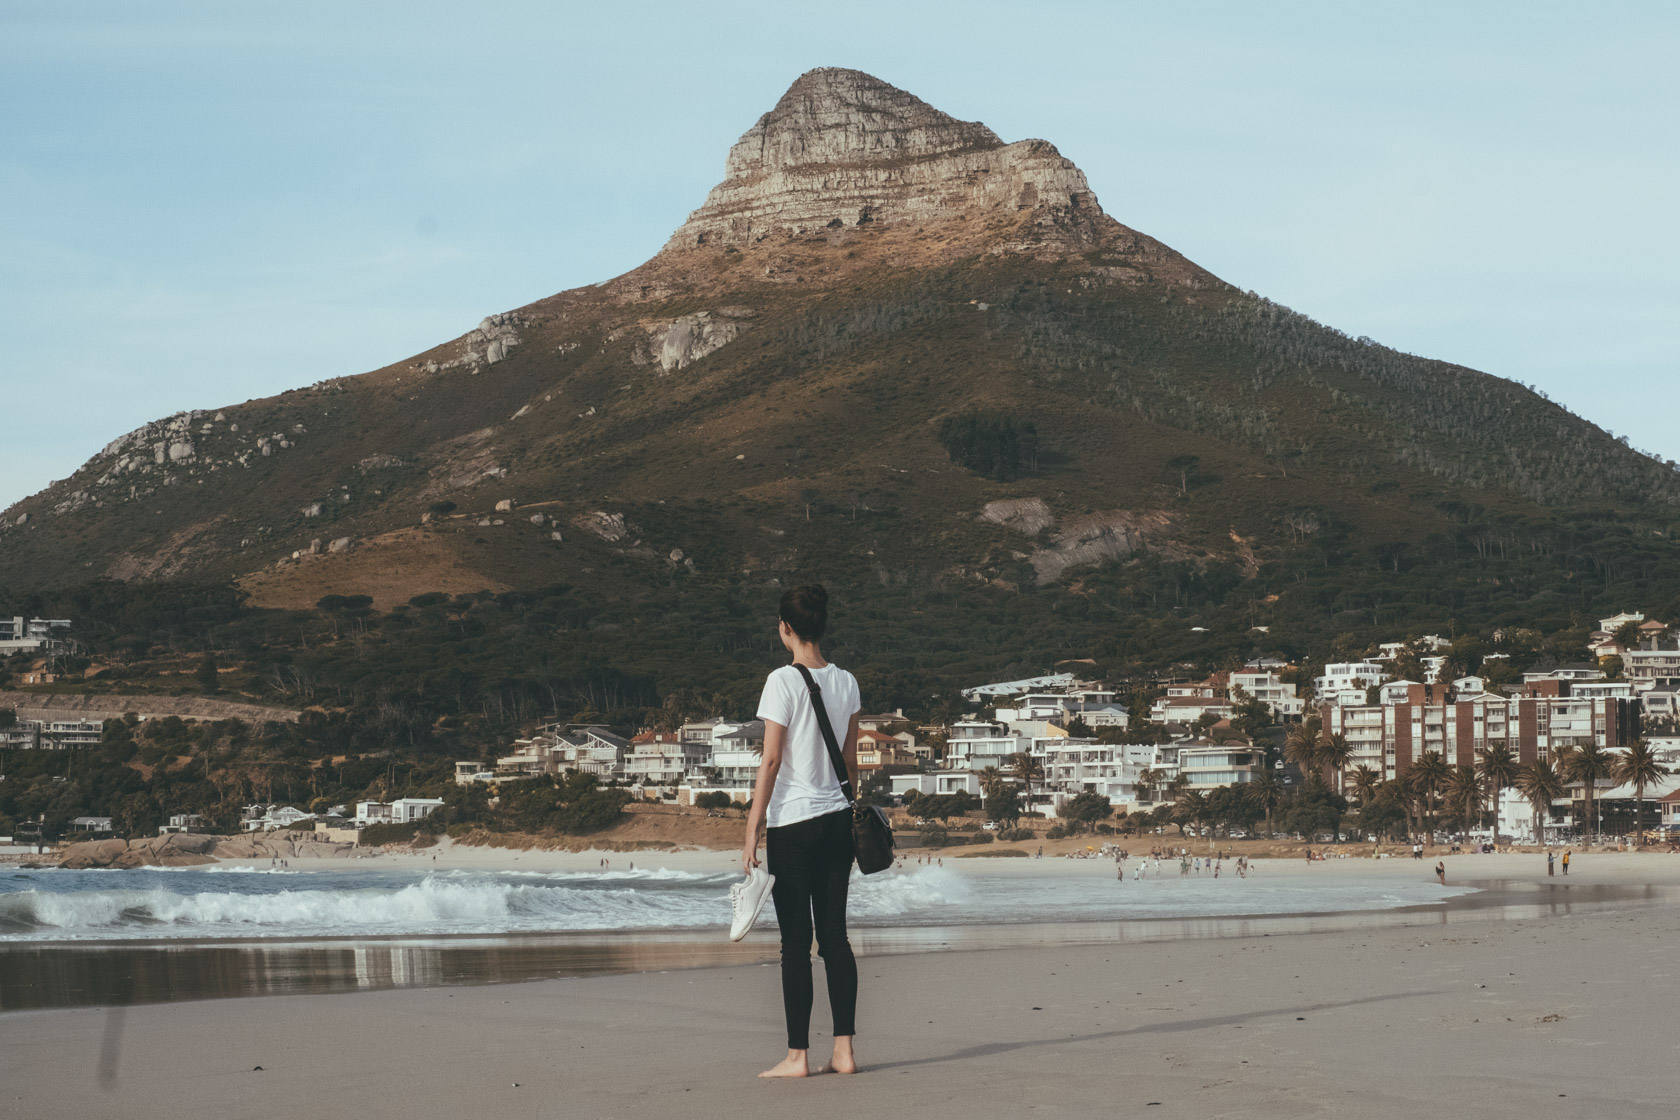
[7,873,1679,1119]
[7,854,1680,1013]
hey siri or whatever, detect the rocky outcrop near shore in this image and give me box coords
[57,833,358,869]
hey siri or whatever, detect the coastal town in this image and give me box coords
[5,607,1678,852]
[431,609,1680,848]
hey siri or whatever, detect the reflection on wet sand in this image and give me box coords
[3,879,1671,1012]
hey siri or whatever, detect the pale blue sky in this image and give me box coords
[3,1,1676,511]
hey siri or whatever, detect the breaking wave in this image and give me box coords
[0,866,971,941]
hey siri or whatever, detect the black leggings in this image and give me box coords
[765,807,857,1050]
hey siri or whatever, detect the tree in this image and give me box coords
[1320,733,1352,796]
[976,766,1005,801]
[1166,454,1199,496]
[1445,764,1485,832]
[936,413,1039,481]
[1476,745,1519,844]
[1135,766,1165,805]
[1245,768,1284,837]
[1061,790,1114,834]
[1009,752,1044,809]
[1173,789,1209,843]
[1560,743,1615,843]
[1408,751,1451,837]
[984,784,1021,826]
[1612,740,1671,848]
[1230,689,1275,742]
[195,653,220,695]
[1349,764,1380,807]
[1515,759,1565,844]
[1284,724,1322,781]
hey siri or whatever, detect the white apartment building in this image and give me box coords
[625,730,710,787]
[356,798,444,824]
[1624,643,1680,685]
[890,771,985,799]
[1314,661,1387,705]
[0,717,104,749]
[0,616,72,655]
[945,718,1024,772]
[241,804,312,832]
[1230,665,1304,719]
[1178,745,1265,791]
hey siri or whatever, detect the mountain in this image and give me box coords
[4,68,1678,654]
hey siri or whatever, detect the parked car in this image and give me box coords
[982,821,999,831]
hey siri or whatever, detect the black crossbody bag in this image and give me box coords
[791,663,896,874]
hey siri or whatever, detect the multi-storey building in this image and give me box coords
[624,730,710,787]
[1314,661,1387,706]
[0,616,72,655]
[1322,689,1640,780]
[1178,744,1265,790]
[1229,664,1305,720]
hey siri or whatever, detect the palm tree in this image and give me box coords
[933,696,963,738]
[1408,751,1451,839]
[976,766,1005,801]
[1009,751,1044,811]
[1612,740,1671,848]
[1445,764,1485,835]
[1561,743,1616,844]
[1135,766,1165,805]
[1515,758,1565,845]
[1174,789,1209,845]
[1246,767,1284,837]
[1349,764,1380,807]
[1284,724,1322,781]
[1320,733,1353,795]
[1476,745,1519,845]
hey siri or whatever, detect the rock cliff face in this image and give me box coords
[667,68,1103,253]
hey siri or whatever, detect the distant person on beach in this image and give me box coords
[1413,842,1423,860]
[1435,861,1446,885]
[1562,850,1571,875]
[1547,851,1555,876]
[740,584,861,1080]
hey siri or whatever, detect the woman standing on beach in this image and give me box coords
[741,584,862,1080]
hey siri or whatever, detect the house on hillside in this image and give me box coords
[856,731,918,774]
[356,798,443,824]
[242,804,311,832]
[625,730,709,787]
[0,616,72,655]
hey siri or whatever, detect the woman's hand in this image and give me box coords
[741,827,762,875]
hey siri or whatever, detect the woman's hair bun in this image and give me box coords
[779,583,829,641]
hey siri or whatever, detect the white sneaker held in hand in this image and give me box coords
[729,866,775,941]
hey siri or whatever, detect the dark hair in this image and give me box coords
[778,583,828,642]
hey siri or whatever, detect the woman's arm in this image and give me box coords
[742,719,787,873]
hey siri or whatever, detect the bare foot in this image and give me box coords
[758,1053,809,1079]
[829,1038,857,1075]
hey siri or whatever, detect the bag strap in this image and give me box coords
[791,663,855,804]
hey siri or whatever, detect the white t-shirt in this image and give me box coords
[756,662,859,828]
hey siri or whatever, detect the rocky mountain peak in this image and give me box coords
[667,67,1105,253]
[723,67,1003,177]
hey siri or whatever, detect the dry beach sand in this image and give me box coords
[5,853,1680,1119]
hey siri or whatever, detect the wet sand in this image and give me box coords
[4,853,1680,1117]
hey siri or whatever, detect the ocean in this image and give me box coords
[0,863,1473,942]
